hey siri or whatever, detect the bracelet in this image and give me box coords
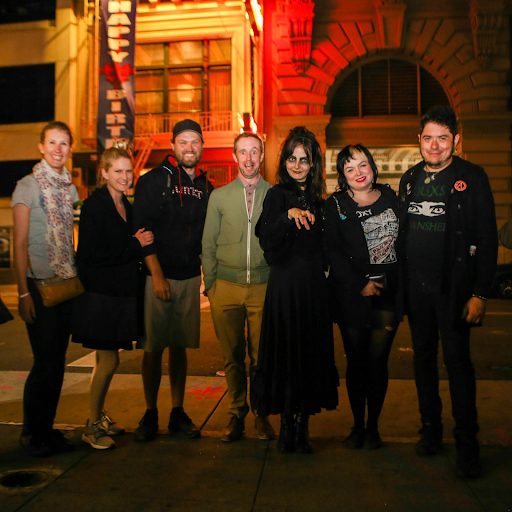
[19,292,31,299]
[472,294,487,301]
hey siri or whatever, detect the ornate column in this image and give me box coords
[284,0,315,74]
[372,0,406,49]
[469,0,507,68]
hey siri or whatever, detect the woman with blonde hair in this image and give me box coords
[72,147,153,449]
[12,121,78,456]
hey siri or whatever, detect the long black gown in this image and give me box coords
[253,183,339,416]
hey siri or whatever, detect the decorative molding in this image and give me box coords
[469,0,506,68]
[372,0,406,49]
[285,0,315,74]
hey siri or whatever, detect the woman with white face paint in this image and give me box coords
[72,147,153,450]
[253,126,339,454]
[324,144,400,450]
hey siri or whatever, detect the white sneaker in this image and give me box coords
[82,420,115,450]
[100,412,125,436]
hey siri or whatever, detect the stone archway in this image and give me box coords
[270,12,474,165]
[272,3,509,118]
[268,12,482,182]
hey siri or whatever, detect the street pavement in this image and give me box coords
[0,281,511,511]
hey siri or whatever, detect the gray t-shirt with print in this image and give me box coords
[11,174,79,279]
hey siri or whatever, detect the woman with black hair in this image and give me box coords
[253,126,339,454]
[324,144,400,450]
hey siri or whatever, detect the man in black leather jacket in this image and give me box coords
[399,105,498,478]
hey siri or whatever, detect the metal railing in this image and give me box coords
[135,111,234,135]
[201,162,239,186]
[133,135,155,181]
[81,110,235,144]
[130,136,238,186]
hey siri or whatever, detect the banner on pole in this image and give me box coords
[97,0,136,153]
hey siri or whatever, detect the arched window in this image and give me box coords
[330,59,449,117]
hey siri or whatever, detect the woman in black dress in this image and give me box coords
[73,147,153,449]
[324,144,400,450]
[254,127,338,453]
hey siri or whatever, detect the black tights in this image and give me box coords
[340,309,397,432]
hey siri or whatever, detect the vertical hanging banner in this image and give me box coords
[97,0,136,153]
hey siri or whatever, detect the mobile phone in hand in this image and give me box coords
[369,273,387,289]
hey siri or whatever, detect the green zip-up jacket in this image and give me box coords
[201,176,271,291]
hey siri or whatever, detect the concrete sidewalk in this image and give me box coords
[1,277,511,511]
[1,374,511,511]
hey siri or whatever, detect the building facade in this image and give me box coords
[0,0,511,265]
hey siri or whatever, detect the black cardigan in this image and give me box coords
[398,155,498,322]
[324,184,400,327]
[76,186,142,297]
[256,183,322,266]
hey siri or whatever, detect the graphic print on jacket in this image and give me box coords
[134,158,213,280]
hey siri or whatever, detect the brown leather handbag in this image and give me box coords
[35,275,84,307]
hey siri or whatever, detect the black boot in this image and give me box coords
[295,413,312,454]
[416,422,443,456]
[455,433,481,479]
[277,414,295,453]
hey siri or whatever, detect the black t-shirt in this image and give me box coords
[405,164,453,291]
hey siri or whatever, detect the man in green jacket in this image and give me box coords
[202,132,274,442]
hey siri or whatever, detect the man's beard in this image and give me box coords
[179,154,201,169]
[424,159,446,169]
[421,149,453,171]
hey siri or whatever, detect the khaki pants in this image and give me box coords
[208,279,267,418]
